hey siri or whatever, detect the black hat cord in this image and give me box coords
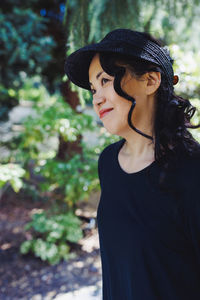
[114,68,154,141]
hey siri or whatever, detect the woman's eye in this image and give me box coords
[90,89,96,95]
[90,78,110,95]
[101,78,109,85]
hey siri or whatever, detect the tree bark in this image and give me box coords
[57,80,83,160]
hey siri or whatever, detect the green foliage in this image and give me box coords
[4,76,113,203]
[0,163,25,192]
[170,45,200,99]
[66,0,200,51]
[37,155,96,204]
[0,84,18,120]
[0,7,55,88]
[15,80,118,204]
[170,44,200,142]
[0,2,56,119]
[12,77,96,162]
[20,211,82,265]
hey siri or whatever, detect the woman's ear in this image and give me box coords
[145,72,161,95]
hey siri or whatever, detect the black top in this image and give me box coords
[97,138,200,300]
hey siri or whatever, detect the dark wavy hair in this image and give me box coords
[96,32,200,193]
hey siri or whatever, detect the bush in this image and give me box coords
[20,210,83,265]
[0,163,25,192]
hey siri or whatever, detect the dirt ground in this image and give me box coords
[0,188,102,300]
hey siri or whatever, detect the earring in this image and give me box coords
[173,75,179,85]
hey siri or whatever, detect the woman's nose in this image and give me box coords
[92,95,106,107]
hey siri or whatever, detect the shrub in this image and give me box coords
[20,210,83,265]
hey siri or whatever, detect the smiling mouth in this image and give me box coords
[100,109,114,119]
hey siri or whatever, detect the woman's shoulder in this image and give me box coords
[179,150,200,169]
[177,152,200,221]
[176,151,200,187]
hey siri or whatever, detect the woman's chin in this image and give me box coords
[103,125,122,136]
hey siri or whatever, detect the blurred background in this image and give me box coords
[0,0,200,299]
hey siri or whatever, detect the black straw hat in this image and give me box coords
[64,28,174,91]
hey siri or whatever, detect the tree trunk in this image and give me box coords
[57,80,83,160]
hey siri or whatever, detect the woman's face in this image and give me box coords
[88,53,153,136]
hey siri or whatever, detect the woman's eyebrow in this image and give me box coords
[89,71,104,86]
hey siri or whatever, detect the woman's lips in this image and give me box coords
[100,109,114,119]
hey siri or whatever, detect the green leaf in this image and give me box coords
[20,240,33,254]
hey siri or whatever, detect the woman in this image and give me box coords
[65,29,200,300]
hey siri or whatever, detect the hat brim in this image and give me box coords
[64,44,100,90]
